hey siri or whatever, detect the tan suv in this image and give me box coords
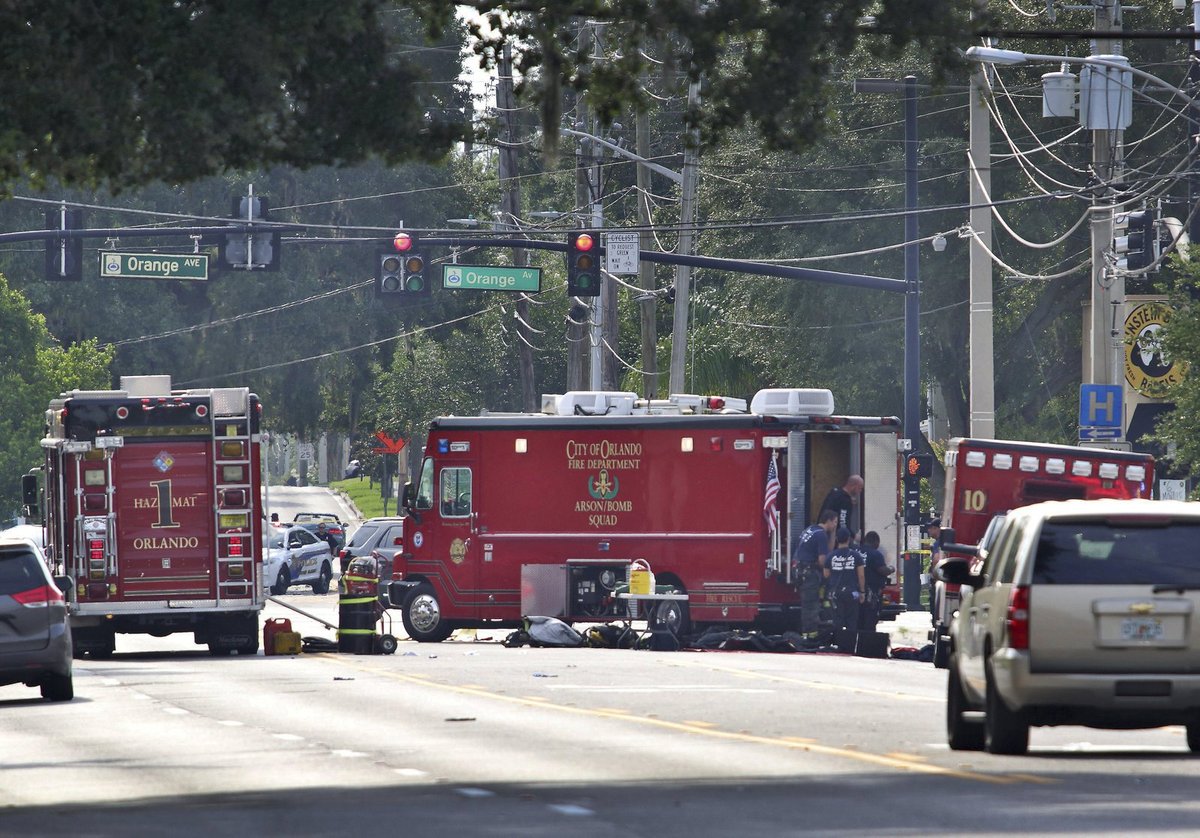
[941,498,1200,755]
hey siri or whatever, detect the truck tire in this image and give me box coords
[271,567,290,596]
[933,632,950,669]
[401,582,453,643]
[655,594,690,638]
[985,659,1029,755]
[41,671,74,702]
[1187,721,1200,753]
[946,661,984,751]
[312,563,332,595]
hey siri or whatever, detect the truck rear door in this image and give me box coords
[112,441,216,601]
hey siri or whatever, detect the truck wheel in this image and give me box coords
[271,567,290,596]
[41,671,74,702]
[984,659,1029,755]
[1187,721,1200,753]
[312,563,332,595]
[655,594,691,638]
[237,634,260,655]
[933,633,950,669]
[402,582,453,643]
[947,661,984,751]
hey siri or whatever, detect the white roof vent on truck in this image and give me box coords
[548,391,639,416]
[750,388,836,417]
[120,375,174,398]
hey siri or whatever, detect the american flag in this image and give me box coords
[763,456,780,535]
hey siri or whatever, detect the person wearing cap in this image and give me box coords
[791,509,839,645]
[827,525,866,645]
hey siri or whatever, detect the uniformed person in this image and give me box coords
[791,509,839,646]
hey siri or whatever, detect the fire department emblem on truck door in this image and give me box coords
[153,451,175,473]
[588,469,619,499]
[449,538,467,565]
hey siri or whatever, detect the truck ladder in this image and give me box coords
[209,388,257,605]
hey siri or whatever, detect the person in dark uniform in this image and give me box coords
[791,509,839,646]
[819,474,864,539]
[858,530,893,631]
[827,527,866,643]
[315,522,338,554]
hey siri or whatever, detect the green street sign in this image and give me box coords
[99,252,209,281]
[442,264,541,292]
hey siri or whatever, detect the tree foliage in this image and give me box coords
[0,2,467,193]
[0,275,111,517]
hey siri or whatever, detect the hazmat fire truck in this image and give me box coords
[24,375,265,656]
[387,388,902,642]
[928,437,1154,667]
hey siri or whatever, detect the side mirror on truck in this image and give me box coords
[21,471,40,519]
[935,558,982,588]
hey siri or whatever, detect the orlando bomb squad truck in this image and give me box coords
[929,437,1154,667]
[387,388,902,642]
[25,375,266,656]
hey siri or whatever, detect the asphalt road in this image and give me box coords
[2,597,1199,837]
[3,490,1199,836]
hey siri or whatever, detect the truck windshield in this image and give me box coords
[416,457,434,510]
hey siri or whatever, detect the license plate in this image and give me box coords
[1121,616,1163,641]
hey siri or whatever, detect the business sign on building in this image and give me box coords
[1125,300,1185,399]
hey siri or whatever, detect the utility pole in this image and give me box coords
[589,23,609,391]
[568,26,593,391]
[1087,0,1124,392]
[636,93,659,399]
[668,79,702,396]
[498,43,537,411]
[1190,0,1200,246]
[968,2,996,440]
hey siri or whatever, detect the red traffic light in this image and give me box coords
[393,232,414,252]
[573,232,595,252]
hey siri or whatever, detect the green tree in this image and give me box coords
[0,274,111,517]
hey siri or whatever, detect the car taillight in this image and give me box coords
[1006,585,1030,650]
[12,584,64,607]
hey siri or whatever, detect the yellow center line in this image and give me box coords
[315,654,1022,785]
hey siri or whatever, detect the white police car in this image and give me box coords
[264,525,333,595]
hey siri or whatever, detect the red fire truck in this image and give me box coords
[24,375,265,657]
[388,388,903,642]
[929,437,1154,666]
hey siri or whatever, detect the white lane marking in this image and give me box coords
[394,768,427,777]
[548,804,595,817]
[330,749,368,758]
[218,720,244,727]
[273,733,305,741]
[163,707,189,715]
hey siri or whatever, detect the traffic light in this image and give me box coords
[905,453,934,479]
[566,231,599,297]
[1114,209,1157,271]
[45,208,84,281]
[376,232,429,298]
[221,195,280,270]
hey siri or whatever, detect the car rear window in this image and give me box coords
[346,524,382,549]
[0,548,46,595]
[1032,520,1200,585]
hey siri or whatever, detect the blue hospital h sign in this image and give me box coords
[1079,384,1123,429]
